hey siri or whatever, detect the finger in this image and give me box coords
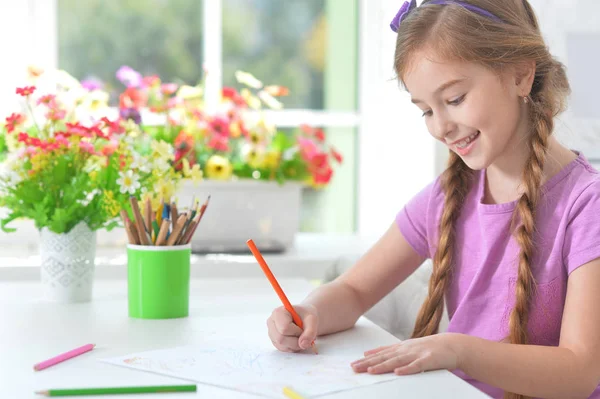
[368,354,415,375]
[363,344,393,356]
[272,308,296,335]
[394,358,427,376]
[351,351,398,373]
[298,313,318,349]
[268,319,301,352]
[351,346,398,367]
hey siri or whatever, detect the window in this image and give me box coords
[0,0,359,251]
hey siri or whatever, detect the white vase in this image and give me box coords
[176,179,303,253]
[40,222,97,303]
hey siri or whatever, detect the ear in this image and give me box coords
[514,60,536,96]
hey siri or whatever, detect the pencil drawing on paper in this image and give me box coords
[102,341,397,398]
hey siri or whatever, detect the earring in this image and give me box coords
[523,96,529,104]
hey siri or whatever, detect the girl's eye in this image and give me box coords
[422,110,432,117]
[448,94,466,106]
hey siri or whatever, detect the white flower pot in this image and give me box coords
[40,222,97,303]
[176,179,302,253]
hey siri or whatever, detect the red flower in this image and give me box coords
[16,86,36,97]
[101,141,118,156]
[174,131,194,151]
[209,117,231,137]
[66,123,92,138]
[207,135,229,152]
[314,129,325,143]
[313,165,333,185]
[331,147,343,163]
[119,87,147,109]
[100,117,124,136]
[5,113,25,133]
[222,87,246,107]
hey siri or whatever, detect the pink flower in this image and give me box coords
[37,94,56,105]
[55,134,70,148]
[79,141,95,154]
[161,83,178,95]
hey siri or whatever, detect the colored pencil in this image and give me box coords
[33,344,95,371]
[246,239,318,354]
[144,198,153,235]
[129,197,150,245]
[35,384,197,396]
[166,214,188,246]
[179,209,202,245]
[155,218,171,246]
[170,200,178,224]
[283,386,307,399]
[128,220,140,246]
[120,210,138,245]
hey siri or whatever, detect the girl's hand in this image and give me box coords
[350,333,464,375]
[267,304,319,353]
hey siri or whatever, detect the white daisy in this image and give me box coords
[116,170,141,195]
[131,153,151,173]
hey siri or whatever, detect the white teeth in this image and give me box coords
[456,132,479,149]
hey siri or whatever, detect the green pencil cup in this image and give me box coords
[127,244,191,319]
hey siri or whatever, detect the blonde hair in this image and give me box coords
[393,1,570,398]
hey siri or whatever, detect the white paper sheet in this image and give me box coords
[101,340,398,398]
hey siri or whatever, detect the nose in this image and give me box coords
[430,110,456,142]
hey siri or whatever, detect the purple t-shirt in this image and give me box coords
[396,152,600,399]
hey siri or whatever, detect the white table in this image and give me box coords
[0,278,490,398]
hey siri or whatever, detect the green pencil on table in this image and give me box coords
[35,384,197,396]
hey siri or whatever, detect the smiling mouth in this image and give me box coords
[453,131,480,149]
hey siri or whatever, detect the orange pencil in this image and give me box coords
[246,239,318,354]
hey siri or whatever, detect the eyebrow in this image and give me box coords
[411,78,468,104]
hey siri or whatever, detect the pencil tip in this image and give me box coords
[35,390,48,395]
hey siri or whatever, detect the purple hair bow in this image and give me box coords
[390,0,501,33]
[390,0,417,33]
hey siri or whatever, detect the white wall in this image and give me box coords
[357,0,436,237]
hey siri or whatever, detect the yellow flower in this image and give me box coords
[243,145,265,169]
[177,85,203,100]
[153,179,177,204]
[102,190,120,217]
[264,149,281,169]
[151,140,175,161]
[89,171,98,181]
[205,155,233,180]
[182,158,204,183]
[141,190,161,211]
[241,88,261,109]
[30,153,50,172]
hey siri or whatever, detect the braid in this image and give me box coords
[504,99,553,399]
[411,152,472,338]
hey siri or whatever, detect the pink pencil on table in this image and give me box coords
[33,343,95,371]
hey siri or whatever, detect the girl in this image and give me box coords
[266,1,600,398]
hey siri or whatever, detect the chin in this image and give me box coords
[454,151,490,171]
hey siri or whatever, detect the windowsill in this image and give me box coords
[0,233,379,281]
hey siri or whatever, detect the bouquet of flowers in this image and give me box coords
[0,68,181,234]
[113,66,343,188]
